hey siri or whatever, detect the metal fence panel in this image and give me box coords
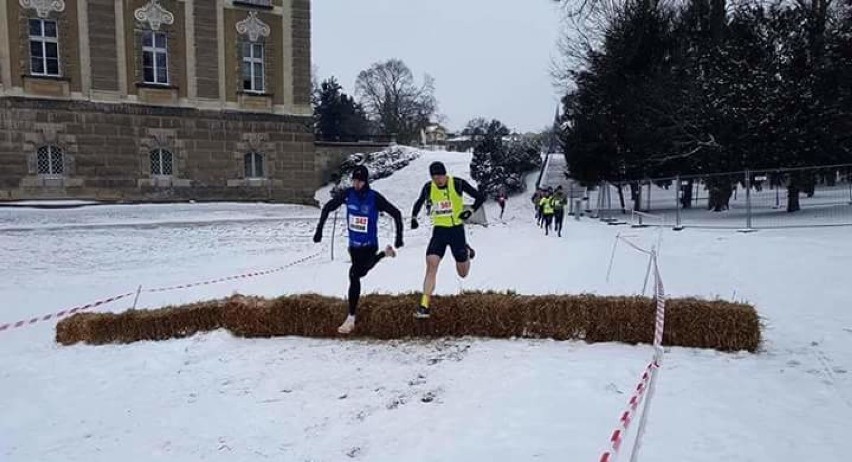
[580,164,852,229]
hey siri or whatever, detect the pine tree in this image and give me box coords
[313,77,370,142]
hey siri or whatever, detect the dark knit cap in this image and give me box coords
[351,165,369,182]
[429,161,447,176]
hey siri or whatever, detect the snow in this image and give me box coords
[1,149,851,461]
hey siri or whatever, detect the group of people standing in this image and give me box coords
[313,161,484,335]
[532,186,567,237]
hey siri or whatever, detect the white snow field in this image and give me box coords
[1,150,851,462]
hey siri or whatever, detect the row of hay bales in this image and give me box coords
[56,292,761,352]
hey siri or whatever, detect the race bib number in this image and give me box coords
[433,200,454,216]
[349,215,369,233]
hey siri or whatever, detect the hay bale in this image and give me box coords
[55,292,762,352]
[223,294,345,338]
[665,298,761,352]
[55,299,229,346]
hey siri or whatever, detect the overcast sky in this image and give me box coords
[312,0,565,133]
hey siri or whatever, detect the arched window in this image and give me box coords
[36,145,64,175]
[244,152,264,178]
[150,149,173,176]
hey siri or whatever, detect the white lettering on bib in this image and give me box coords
[434,200,453,216]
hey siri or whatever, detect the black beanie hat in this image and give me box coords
[429,161,447,176]
[351,165,369,183]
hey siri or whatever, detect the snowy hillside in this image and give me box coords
[316,147,474,214]
[1,149,850,462]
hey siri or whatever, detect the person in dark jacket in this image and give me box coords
[496,189,507,220]
[410,161,485,318]
[314,166,404,334]
[552,186,566,237]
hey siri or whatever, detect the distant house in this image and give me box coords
[446,135,476,153]
[446,132,524,153]
[421,123,449,150]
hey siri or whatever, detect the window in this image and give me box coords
[150,149,173,176]
[37,145,64,176]
[142,31,169,84]
[244,152,264,178]
[29,19,60,77]
[241,42,264,92]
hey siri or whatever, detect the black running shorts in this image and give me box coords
[427,225,468,262]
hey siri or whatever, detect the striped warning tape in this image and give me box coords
[0,292,135,333]
[653,258,666,347]
[144,251,323,293]
[600,234,667,462]
[0,250,324,335]
[599,360,659,462]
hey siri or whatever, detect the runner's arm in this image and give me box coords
[315,191,345,235]
[375,192,404,246]
[456,178,486,211]
[411,183,431,218]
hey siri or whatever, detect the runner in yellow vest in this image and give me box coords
[410,161,485,318]
[540,191,555,236]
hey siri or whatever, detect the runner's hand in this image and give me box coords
[458,210,472,221]
[411,218,419,230]
[313,230,322,243]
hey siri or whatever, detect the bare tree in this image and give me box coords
[355,59,437,145]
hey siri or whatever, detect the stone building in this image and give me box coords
[0,0,316,203]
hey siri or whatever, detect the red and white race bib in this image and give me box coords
[349,215,369,233]
[433,200,453,216]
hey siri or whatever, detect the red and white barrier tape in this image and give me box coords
[0,292,135,333]
[608,233,666,347]
[600,233,667,462]
[599,360,659,462]
[145,251,323,293]
[653,259,666,347]
[0,251,324,335]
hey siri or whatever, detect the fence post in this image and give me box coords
[848,171,852,205]
[330,210,338,261]
[745,169,753,231]
[646,180,651,212]
[603,182,613,222]
[594,182,603,220]
[132,285,143,309]
[775,172,781,209]
[574,200,582,221]
[567,183,573,216]
[674,175,684,231]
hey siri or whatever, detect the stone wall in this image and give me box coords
[88,0,118,92]
[194,2,220,100]
[291,0,311,107]
[0,98,318,203]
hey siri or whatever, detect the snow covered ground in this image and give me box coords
[1,150,851,461]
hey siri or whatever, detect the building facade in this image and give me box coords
[0,0,316,203]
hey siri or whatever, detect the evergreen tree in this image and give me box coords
[470,119,541,196]
[313,77,370,142]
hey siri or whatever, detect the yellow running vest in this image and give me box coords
[540,196,554,215]
[430,176,464,227]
